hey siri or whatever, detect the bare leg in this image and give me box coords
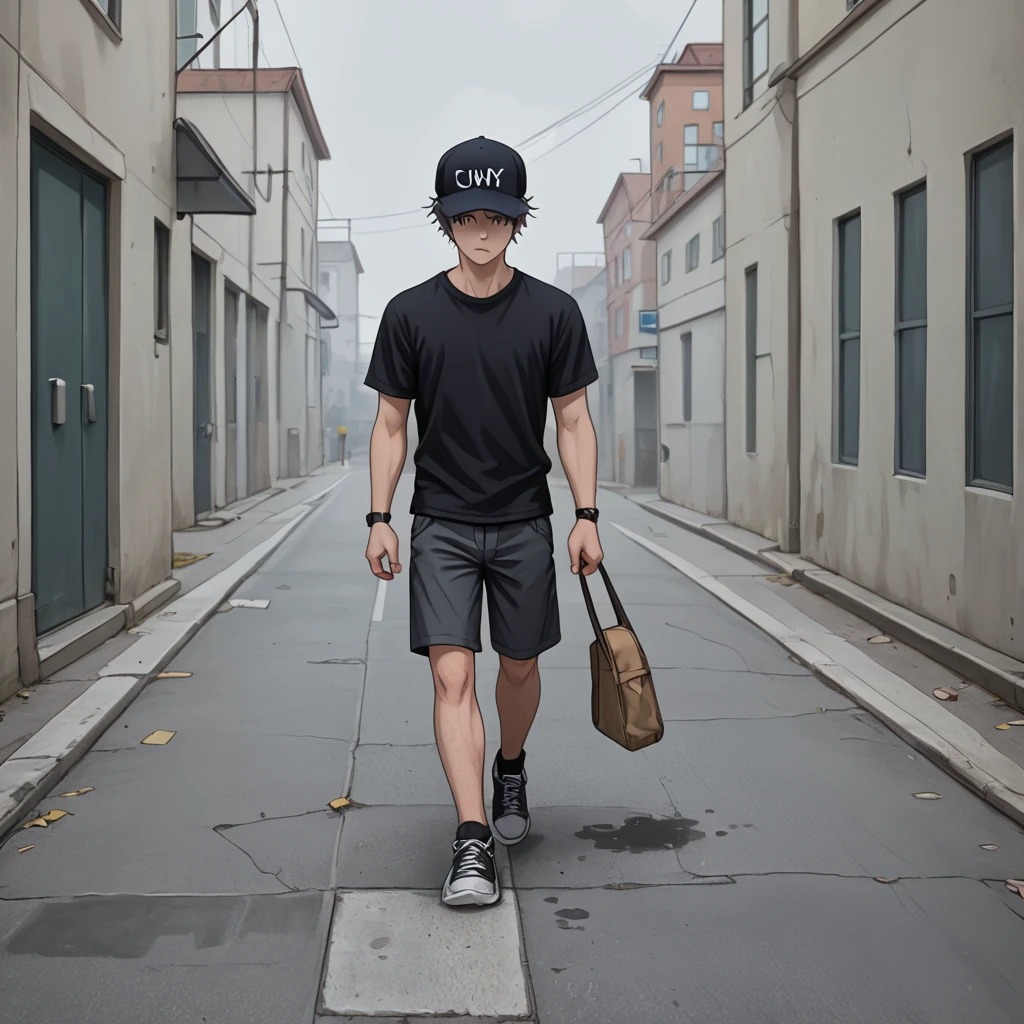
[429,645,487,825]
[495,654,541,759]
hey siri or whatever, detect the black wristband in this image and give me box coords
[366,512,392,527]
[575,507,599,522]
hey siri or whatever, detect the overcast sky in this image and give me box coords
[256,0,723,332]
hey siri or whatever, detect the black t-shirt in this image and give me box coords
[364,268,598,523]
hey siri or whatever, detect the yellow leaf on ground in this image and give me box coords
[41,809,68,823]
[16,689,31,699]
[21,818,48,829]
[18,845,35,854]
[995,723,1012,731]
[59,788,95,798]
[157,672,192,679]
[328,798,351,811]
[172,552,211,569]
[874,877,897,883]
[933,687,959,701]
[867,635,892,645]
[912,792,942,800]
[141,730,176,745]
[1006,720,1024,727]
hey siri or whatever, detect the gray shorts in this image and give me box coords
[408,515,561,660]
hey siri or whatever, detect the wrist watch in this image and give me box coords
[366,512,392,527]
[575,507,599,522]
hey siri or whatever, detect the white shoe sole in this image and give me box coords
[491,815,531,847]
[441,886,502,907]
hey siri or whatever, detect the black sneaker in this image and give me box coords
[491,753,531,846]
[441,822,501,907]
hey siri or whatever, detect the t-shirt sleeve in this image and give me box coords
[364,300,417,399]
[547,300,599,398]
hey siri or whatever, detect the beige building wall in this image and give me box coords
[1,0,176,691]
[797,0,1024,658]
[723,0,797,544]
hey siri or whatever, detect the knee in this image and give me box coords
[499,655,538,688]
[433,657,475,705]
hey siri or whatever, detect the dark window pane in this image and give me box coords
[682,334,693,423]
[972,313,1014,487]
[899,188,927,323]
[746,269,758,452]
[974,140,1014,311]
[839,336,860,463]
[839,215,861,333]
[897,326,927,475]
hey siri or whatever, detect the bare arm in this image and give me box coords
[551,388,603,575]
[552,388,597,509]
[366,394,411,580]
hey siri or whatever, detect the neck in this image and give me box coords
[448,253,514,298]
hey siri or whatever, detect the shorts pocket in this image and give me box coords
[528,517,554,546]
[410,515,434,541]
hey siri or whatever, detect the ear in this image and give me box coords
[513,215,527,237]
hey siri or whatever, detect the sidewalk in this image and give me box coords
[620,489,1024,828]
[0,465,352,836]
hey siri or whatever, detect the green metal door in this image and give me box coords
[30,135,109,635]
[192,254,213,515]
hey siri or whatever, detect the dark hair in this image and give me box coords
[425,197,537,244]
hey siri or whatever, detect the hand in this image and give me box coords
[568,519,603,576]
[365,522,401,580]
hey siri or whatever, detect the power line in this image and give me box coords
[271,0,301,66]
[659,0,703,64]
[530,85,643,164]
[352,222,433,237]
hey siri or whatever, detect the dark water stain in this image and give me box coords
[276,585,292,590]
[556,919,585,931]
[308,658,365,665]
[705,809,714,814]
[551,967,567,973]
[543,896,559,904]
[555,908,590,921]
[716,831,728,837]
[729,824,738,830]
[743,823,755,829]
[370,937,389,949]
[576,815,705,853]
[577,855,587,861]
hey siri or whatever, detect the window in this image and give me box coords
[614,255,620,286]
[639,347,658,360]
[662,250,672,285]
[154,221,170,342]
[625,221,632,238]
[684,125,699,168]
[744,0,769,108]
[177,0,198,66]
[657,141,663,165]
[682,333,693,423]
[623,247,632,281]
[615,305,624,337]
[895,184,927,477]
[92,0,122,28]
[968,137,1014,490]
[836,212,862,465]
[685,234,700,273]
[657,101,665,127]
[713,121,724,140]
[745,267,758,452]
[712,216,724,261]
[693,90,710,111]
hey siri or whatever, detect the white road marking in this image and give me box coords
[371,578,388,621]
[228,598,271,609]
[321,890,529,1017]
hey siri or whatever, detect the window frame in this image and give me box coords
[692,90,710,111]
[835,211,862,466]
[682,332,693,423]
[894,181,928,478]
[657,141,663,165]
[743,0,769,110]
[713,121,724,140]
[661,249,672,286]
[712,216,724,262]
[684,124,699,169]
[685,234,700,273]
[657,101,665,127]
[966,135,1015,492]
[623,246,632,281]
[745,266,758,453]
[154,220,170,344]
[615,304,624,338]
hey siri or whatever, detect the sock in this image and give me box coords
[497,748,526,776]
[456,820,492,842]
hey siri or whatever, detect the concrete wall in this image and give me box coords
[1,0,176,686]
[797,0,1024,658]
[653,177,726,517]
[723,0,795,542]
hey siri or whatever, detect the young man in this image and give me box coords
[363,136,603,908]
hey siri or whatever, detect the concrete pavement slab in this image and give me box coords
[651,712,1024,880]
[321,889,530,1018]
[0,892,326,1024]
[349,743,493,806]
[518,876,1024,1024]
[335,805,512,890]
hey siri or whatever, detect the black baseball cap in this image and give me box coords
[435,136,529,220]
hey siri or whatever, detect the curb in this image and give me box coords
[623,492,1024,713]
[611,522,1024,831]
[0,475,350,841]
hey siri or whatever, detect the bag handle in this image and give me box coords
[579,560,635,641]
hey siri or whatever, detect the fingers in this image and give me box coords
[581,545,604,576]
[384,536,402,575]
[367,552,393,581]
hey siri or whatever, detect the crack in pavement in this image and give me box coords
[213,809,330,831]
[664,622,754,671]
[662,708,857,723]
[210,826,297,893]
[513,874,1011,890]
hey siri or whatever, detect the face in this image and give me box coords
[450,210,522,265]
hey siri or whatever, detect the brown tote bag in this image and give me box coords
[579,562,664,751]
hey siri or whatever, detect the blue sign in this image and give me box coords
[639,310,658,335]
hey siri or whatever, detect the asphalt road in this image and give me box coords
[1,472,1023,1023]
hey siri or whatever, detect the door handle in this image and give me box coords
[49,378,66,426]
[82,383,97,423]
[206,423,214,438]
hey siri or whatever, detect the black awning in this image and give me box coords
[175,117,256,216]
[287,287,337,324]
